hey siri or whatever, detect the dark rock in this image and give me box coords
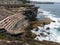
[0,28,6,32]
[52,20,56,22]
[46,27,50,30]
[23,6,39,21]
[47,32,50,35]
[35,28,39,31]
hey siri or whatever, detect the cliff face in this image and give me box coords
[23,6,39,21]
[0,4,39,34]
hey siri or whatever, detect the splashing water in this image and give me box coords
[31,8,60,43]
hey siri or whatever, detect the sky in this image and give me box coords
[30,0,60,2]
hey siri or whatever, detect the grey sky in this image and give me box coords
[30,0,60,2]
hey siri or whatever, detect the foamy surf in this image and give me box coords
[31,8,60,43]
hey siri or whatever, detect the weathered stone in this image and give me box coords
[23,6,39,20]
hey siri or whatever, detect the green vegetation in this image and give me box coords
[0,33,20,40]
[18,0,30,4]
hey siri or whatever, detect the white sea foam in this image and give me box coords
[31,8,60,43]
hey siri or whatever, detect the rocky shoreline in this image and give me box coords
[0,3,59,45]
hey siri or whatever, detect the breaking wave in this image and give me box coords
[31,8,60,43]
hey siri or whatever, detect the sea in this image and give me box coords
[31,3,60,43]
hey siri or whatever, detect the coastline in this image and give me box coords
[31,7,60,43]
[0,3,60,45]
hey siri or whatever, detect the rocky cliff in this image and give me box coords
[0,3,59,45]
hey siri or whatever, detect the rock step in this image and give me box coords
[0,13,26,34]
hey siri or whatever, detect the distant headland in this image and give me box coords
[30,1,54,4]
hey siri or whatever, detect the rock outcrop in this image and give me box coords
[23,6,39,21]
[0,1,59,45]
[0,4,39,34]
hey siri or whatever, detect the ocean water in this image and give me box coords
[31,3,60,43]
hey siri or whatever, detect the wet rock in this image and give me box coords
[31,33,37,38]
[35,28,39,31]
[52,20,56,22]
[46,27,50,30]
[20,30,36,39]
[30,18,52,28]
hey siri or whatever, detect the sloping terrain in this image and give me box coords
[0,8,14,21]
